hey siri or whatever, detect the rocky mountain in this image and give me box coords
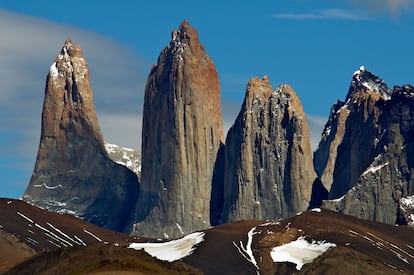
[22,39,139,232]
[3,199,414,274]
[129,21,224,238]
[314,66,414,225]
[221,76,316,223]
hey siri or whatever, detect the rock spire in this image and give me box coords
[22,39,139,231]
[221,76,316,222]
[130,21,224,238]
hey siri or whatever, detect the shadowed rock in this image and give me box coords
[315,66,414,224]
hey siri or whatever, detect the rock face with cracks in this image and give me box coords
[315,67,414,225]
[130,21,224,238]
[221,76,316,223]
[22,39,139,232]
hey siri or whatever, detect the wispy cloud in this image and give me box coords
[351,0,414,16]
[273,8,370,21]
[0,9,149,198]
[307,115,327,151]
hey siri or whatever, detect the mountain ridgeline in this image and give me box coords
[23,22,414,238]
[314,66,414,225]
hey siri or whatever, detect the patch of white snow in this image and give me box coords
[83,229,103,242]
[33,183,63,190]
[362,162,389,176]
[128,232,205,262]
[270,237,336,270]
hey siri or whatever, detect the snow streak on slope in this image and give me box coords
[232,226,260,272]
[128,232,205,262]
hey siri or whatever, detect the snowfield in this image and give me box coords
[128,232,205,262]
[270,237,336,270]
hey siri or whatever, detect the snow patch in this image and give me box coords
[33,183,63,190]
[362,162,389,176]
[49,62,59,78]
[83,229,102,242]
[270,237,336,270]
[128,232,205,262]
[17,212,34,223]
[310,208,322,213]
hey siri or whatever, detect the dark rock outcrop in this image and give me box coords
[221,76,316,222]
[130,21,224,238]
[314,67,414,224]
[22,39,139,232]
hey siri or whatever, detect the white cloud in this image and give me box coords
[0,10,149,197]
[273,8,370,21]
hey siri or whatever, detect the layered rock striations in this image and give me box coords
[130,21,224,238]
[221,76,316,223]
[315,66,414,224]
[22,39,139,231]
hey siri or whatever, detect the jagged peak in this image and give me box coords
[246,76,274,103]
[170,20,203,56]
[347,66,392,101]
[49,38,87,82]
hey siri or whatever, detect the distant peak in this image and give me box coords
[64,38,73,46]
[49,39,87,83]
[170,20,202,54]
[179,20,190,28]
[347,66,392,100]
[352,65,366,76]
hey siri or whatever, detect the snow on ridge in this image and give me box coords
[128,232,205,262]
[362,162,389,176]
[270,237,337,270]
[49,62,59,78]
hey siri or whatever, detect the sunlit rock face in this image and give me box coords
[23,39,139,232]
[130,21,224,238]
[221,76,316,223]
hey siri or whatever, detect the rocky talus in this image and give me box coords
[221,76,316,223]
[130,21,224,238]
[22,39,139,232]
[314,67,414,224]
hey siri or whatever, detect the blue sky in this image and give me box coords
[1,0,414,199]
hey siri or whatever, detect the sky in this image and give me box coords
[1,0,414,199]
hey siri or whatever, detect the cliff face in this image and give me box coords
[22,39,139,232]
[315,67,414,224]
[130,21,224,238]
[221,76,316,223]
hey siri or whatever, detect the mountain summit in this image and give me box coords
[129,21,224,238]
[221,77,316,223]
[22,39,139,231]
[314,66,414,225]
